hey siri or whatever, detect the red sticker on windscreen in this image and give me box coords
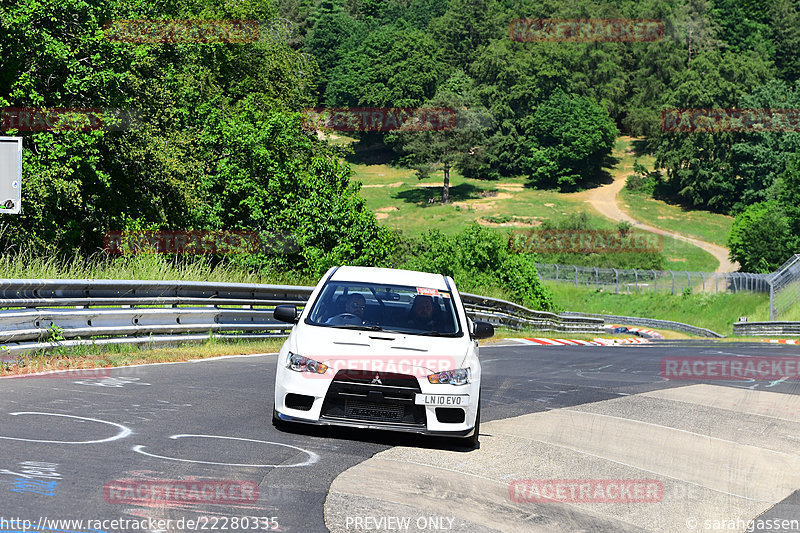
[417,287,439,296]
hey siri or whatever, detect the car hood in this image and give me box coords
[291,324,469,373]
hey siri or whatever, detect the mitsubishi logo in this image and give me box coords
[371,373,382,385]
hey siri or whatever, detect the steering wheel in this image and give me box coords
[333,313,360,320]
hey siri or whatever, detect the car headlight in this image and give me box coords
[428,367,471,385]
[287,352,328,374]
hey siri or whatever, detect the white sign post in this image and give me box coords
[0,136,22,214]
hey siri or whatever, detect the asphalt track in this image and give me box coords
[0,341,798,532]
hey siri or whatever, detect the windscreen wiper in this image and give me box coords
[416,330,460,337]
[329,324,383,331]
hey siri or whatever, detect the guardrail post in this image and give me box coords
[555,264,559,282]
[574,265,578,287]
[769,282,774,320]
[613,268,619,293]
[634,269,638,292]
[701,272,705,291]
[671,270,675,295]
[652,270,657,293]
[594,267,599,290]
[686,271,690,291]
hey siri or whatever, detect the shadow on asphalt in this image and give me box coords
[273,422,480,452]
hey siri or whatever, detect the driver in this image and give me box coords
[343,293,366,318]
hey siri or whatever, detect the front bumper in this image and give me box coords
[274,365,479,435]
[274,410,477,437]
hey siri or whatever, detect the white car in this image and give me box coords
[272,265,494,447]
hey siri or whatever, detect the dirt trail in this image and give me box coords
[574,139,739,273]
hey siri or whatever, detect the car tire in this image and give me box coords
[462,399,481,448]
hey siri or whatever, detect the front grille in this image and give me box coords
[332,369,420,388]
[320,370,426,427]
[344,399,404,422]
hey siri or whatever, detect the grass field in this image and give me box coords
[546,281,771,335]
[0,247,316,285]
[619,189,734,247]
[610,136,735,248]
[345,137,719,272]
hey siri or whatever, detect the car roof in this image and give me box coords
[329,266,450,291]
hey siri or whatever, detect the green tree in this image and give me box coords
[401,225,553,310]
[650,49,772,212]
[521,89,617,189]
[728,201,794,272]
[302,0,363,97]
[428,0,504,68]
[324,21,445,107]
[770,0,800,82]
[395,71,492,203]
[0,0,392,276]
[728,80,800,211]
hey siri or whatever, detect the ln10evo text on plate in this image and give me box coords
[271,265,494,447]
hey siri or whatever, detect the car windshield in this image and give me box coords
[305,281,461,336]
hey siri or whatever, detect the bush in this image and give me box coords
[625,161,659,196]
[399,225,553,310]
[728,201,795,273]
[530,210,666,270]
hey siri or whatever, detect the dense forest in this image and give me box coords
[288,0,800,271]
[0,0,799,303]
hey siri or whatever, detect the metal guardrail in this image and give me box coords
[733,321,800,336]
[0,279,603,357]
[0,279,312,357]
[460,293,603,333]
[560,312,724,338]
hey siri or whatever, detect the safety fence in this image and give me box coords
[766,254,800,320]
[535,263,770,295]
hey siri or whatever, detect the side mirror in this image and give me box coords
[472,321,494,340]
[274,305,299,324]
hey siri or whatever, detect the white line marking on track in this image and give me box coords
[132,434,320,467]
[0,412,132,444]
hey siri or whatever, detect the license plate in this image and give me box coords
[414,394,470,406]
